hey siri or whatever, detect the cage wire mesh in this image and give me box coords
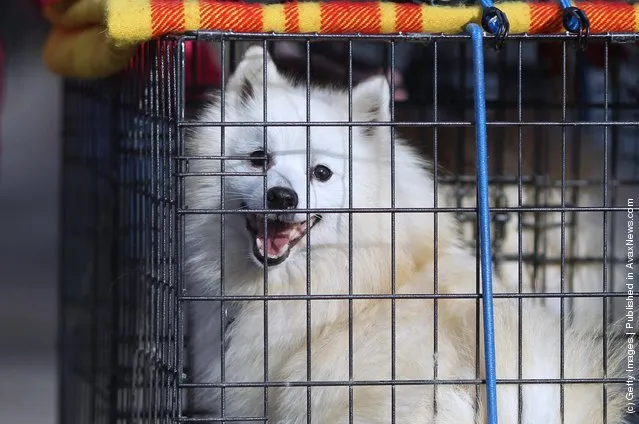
[59,30,639,423]
[60,39,182,423]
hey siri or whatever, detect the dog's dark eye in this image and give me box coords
[313,165,333,182]
[249,150,270,168]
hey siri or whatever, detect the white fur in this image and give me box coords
[184,46,628,423]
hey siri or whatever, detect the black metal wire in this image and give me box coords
[305,38,313,424]
[431,38,440,418]
[261,38,271,423]
[178,120,639,127]
[179,376,628,388]
[347,38,355,424]
[219,36,228,421]
[181,291,636,300]
[516,38,524,424]
[386,38,399,424]
[602,37,611,424]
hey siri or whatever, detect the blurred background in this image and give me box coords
[0,1,637,423]
[0,2,60,424]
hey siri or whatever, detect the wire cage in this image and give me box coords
[59,26,639,424]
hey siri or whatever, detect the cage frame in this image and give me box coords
[59,27,639,424]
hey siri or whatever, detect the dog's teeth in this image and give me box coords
[256,238,265,255]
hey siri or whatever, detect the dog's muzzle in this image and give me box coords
[241,201,321,266]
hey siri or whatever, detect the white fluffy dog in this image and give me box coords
[185,46,627,423]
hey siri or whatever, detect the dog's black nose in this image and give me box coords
[266,187,298,210]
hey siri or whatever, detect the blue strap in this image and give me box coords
[466,22,499,424]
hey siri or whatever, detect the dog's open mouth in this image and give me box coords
[243,210,320,266]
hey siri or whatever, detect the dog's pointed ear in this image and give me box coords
[226,45,283,104]
[351,75,391,125]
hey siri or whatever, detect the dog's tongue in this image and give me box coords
[259,229,291,257]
